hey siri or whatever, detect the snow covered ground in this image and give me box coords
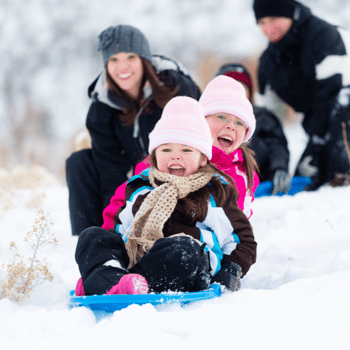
[1,124,350,350]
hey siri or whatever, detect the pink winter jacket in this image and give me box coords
[210,146,259,218]
[102,146,259,230]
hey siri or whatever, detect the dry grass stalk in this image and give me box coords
[0,165,60,215]
[0,209,58,303]
[73,128,91,152]
[0,181,17,215]
[341,121,350,164]
[10,164,61,189]
[330,122,350,187]
[25,191,46,210]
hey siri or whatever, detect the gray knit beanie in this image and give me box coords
[97,25,152,66]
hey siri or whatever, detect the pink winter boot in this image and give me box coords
[75,277,85,296]
[106,274,149,295]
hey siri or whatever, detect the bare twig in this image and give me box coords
[330,122,350,187]
[325,219,336,232]
[341,121,350,165]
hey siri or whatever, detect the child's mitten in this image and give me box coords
[211,262,242,292]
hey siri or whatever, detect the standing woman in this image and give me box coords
[66,25,201,236]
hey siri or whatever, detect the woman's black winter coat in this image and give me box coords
[86,55,201,204]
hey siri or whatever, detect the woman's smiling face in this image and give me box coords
[107,52,144,99]
[205,113,248,154]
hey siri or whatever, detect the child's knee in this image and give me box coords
[79,226,101,240]
[84,265,127,295]
[149,236,206,270]
[161,235,201,249]
[76,226,107,252]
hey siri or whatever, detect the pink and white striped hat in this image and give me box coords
[199,75,256,142]
[148,96,213,159]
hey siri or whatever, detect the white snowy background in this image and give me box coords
[1,0,350,178]
[1,0,350,349]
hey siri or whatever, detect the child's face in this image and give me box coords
[205,112,248,154]
[155,143,208,177]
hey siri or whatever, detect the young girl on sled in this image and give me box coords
[101,75,260,233]
[74,95,257,296]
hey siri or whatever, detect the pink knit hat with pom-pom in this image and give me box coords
[199,75,256,142]
[149,96,213,159]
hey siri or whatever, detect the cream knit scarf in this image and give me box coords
[125,167,214,269]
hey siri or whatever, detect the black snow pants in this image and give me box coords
[75,226,211,295]
[66,149,116,236]
[295,86,350,189]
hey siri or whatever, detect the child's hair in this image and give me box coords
[240,144,259,191]
[149,150,238,224]
[106,58,179,126]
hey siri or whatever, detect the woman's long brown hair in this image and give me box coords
[105,58,179,126]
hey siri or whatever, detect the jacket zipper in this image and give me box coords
[133,96,152,157]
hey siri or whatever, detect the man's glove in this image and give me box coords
[211,262,242,292]
[272,169,291,195]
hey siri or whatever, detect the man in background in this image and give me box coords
[253,0,350,189]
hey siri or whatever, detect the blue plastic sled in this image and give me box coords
[255,176,312,198]
[69,284,221,318]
